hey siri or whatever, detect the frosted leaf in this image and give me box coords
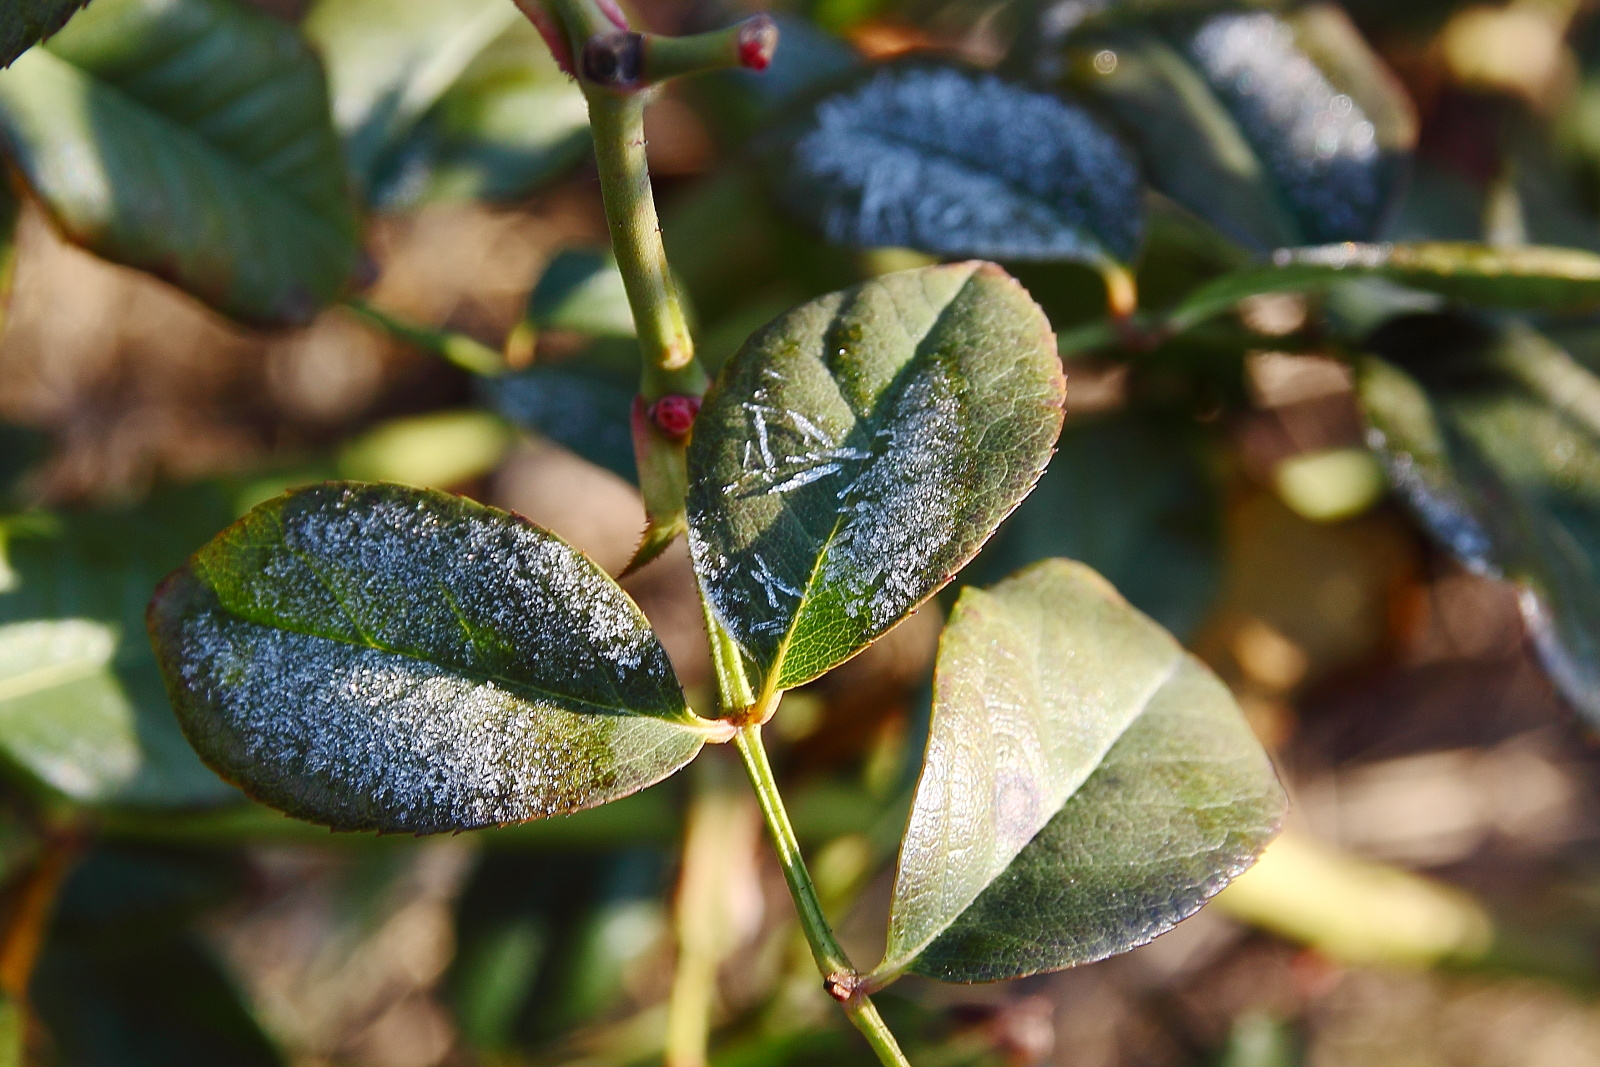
[148,483,705,833]
[1056,7,1412,252]
[1356,324,1600,728]
[877,560,1285,985]
[764,64,1144,263]
[686,262,1064,698]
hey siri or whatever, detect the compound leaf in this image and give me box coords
[1051,5,1413,254]
[0,488,241,808]
[764,64,1143,266]
[1,0,91,67]
[0,0,360,326]
[306,0,587,207]
[876,559,1285,984]
[1358,319,1600,726]
[687,263,1063,702]
[1170,243,1600,332]
[148,483,708,834]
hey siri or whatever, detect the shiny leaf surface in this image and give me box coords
[1053,6,1413,253]
[148,483,708,834]
[1,0,90,66]
[687,263,1064,700]
[1359,319,1600,725]
[879,560,1285,983]
[306,0,587,206]
[764,64,1143,264]
[0,0,359,326]
[0,489,241,807]
[1171,243,1600,332]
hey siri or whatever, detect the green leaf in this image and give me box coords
[148,483,712,834]
[487,359,638,483]
[305,0,587,207]
[0,0,360,326]
[0,0,91,67]
[0,488,242,808]
[971,415,1220,639]
[1169,243,1600,333]
[1049,5,1413,253]
[876,559,1285,984]
[1358,318,1600,725]
[336,409,513,489]
[763,63,1144,265]
[687,262,1064,701]
[526,249,635,339]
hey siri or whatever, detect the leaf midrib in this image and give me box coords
[877,637,1185,980]
[193,550,685,726]
[759,268,982,696]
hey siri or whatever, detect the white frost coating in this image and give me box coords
[787,66,1142,260]
[175,607,700,831]
[1188,12,1386,242]
[880,561,1186,978]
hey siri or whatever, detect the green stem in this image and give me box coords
[582,90,706,404]
[734,725,913,1067]
[342,299,505,377]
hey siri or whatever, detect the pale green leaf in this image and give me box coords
[878,559,1285,983]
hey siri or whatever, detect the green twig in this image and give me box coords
[734,725,914,1067]
[342,299,505,377]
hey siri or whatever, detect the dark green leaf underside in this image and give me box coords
[687,262,1064,698]
[0,0,358,325]
[149,483,703,833]
[766,64,1143,263]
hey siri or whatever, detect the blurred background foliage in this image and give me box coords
[8,0,1600,1063]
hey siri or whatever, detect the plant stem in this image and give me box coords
[583,87,706,404]
[342,299,505,376]
[734,725,914,1067]
[0,829,82,1000]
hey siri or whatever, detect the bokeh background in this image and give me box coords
[7,0,1600,1064]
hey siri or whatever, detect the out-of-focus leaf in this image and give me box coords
[306,0,587,207]
[336,410,513,488]
[763,64,1144,266]
[688,263,1063,702]
[0,0,360,326]
[527,249,635,339]
[876,560,1285,984]
[1358,317,1600,725]
[0,183,17,329]
[0,488,240,808]
[148,483,710,834]
[1051,5,1413,254]
[0,993,18,1067]
[0,0,91,67]
[1215,833,1492,966]
[1169,243,1600,333]
[970,415,1220,638]
[34,845,282,1067]
[486,353,638,482]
